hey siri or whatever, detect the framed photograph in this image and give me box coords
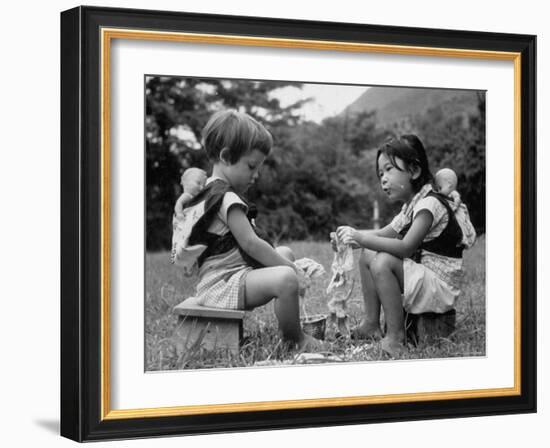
[60,5,536,442]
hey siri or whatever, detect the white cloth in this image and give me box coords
[327,233,354,318]
[170,176,247,277]
[402,258,461,314]
[295,257,326,297]
[170,200,207,276]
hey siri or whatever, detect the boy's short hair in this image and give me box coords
[201,109,273,164]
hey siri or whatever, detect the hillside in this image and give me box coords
[342,86,481,128]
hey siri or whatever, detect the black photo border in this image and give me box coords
[61,5,536,442]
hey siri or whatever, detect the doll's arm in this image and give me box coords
[174,192,194,216]
[448,190,462,209]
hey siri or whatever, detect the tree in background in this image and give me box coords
[312,92,487,234]
[145,77,307,250]
[409,93,486,232]
[146,78,486,251]
[249,109,394,243]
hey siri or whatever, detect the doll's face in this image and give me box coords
[185,179,205,197]
[435,169,457,196]
[182,169,207,196]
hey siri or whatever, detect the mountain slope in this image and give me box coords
[343,86,481,127]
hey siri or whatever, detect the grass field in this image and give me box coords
[145,235,486,371]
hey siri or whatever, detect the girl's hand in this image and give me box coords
[336,226,359,247]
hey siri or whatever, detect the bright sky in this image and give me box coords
[169,82,369,145]
[272,83,369,123]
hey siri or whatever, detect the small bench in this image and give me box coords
[173,298,245,355]
[405,309,456,344]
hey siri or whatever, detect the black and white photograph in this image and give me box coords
[1,0,544,443]
[145,76,486,371]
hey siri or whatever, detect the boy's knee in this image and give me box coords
[275,266,299,297]
[276,246,295,262]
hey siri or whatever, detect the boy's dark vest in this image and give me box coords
[399,191,463,262]
[186,179,271,268]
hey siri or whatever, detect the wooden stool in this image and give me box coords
[405,309,456,344]
[173,298,245,355]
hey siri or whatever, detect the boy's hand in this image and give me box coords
[336,226,359,247]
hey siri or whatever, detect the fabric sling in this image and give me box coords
[400,191,464,262]
[186,179,272,269]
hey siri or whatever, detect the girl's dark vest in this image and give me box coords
[186,179,271,268]
[400,191,464,262]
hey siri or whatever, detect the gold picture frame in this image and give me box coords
[61,5,536,441]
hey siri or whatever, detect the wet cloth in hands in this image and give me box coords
[294,257,326,297]
[327,232,354,319]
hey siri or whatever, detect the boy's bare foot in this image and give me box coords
[297,333,327,352]
[380,336,406,358]
[351,321,383,340]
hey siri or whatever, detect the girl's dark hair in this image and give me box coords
[201,109,273,164]
[376,134,433,192]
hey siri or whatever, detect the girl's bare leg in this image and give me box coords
[354,249,383,339]
[369,252,405,356]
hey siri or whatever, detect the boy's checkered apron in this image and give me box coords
[194,250,252,310]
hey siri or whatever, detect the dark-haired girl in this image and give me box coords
[337,135,465,356]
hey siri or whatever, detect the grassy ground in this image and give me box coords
[145,235,486,371]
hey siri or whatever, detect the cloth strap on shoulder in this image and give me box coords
[419,191,464,259]
[400,190,464,261]
[187,179,272,268]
